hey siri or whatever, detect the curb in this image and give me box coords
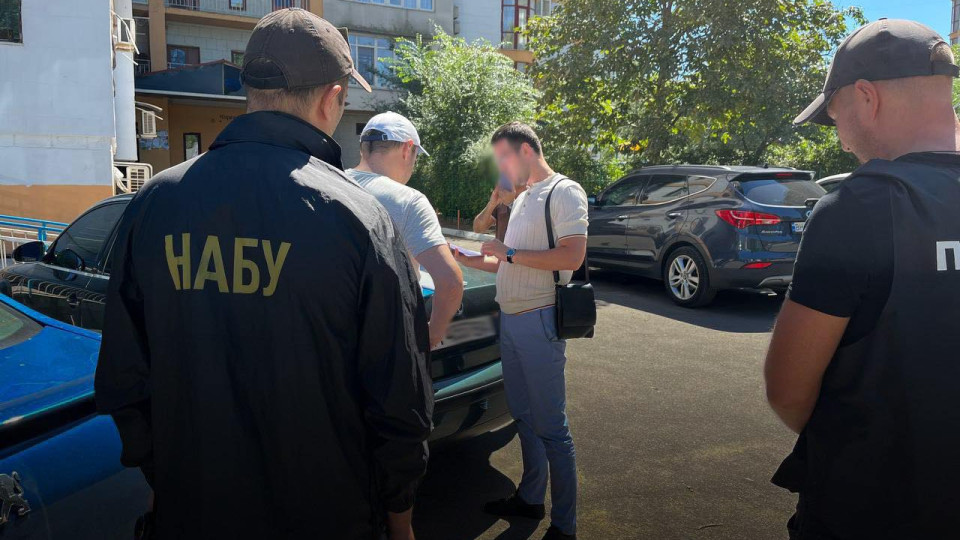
[441,228,494,242]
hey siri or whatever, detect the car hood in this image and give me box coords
[0,321,100,429]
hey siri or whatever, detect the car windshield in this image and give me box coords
[0,302,41,351]
[737,177,825,207]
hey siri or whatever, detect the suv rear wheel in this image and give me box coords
[663,247,717,307]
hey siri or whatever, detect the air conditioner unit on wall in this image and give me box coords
[114,162,154,195]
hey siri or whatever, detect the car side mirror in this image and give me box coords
[12,241,46,263]
[54,249,85,271]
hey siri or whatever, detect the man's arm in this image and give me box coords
[481,236,586,271]
[764,300,849,433]
[357,227,433,533]
[416,245,464,349]
[481,180,589,271]
[451,248,501,273]
[472,189,500,234]
[93,201,155,487]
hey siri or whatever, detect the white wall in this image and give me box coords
[455,0,500,45]
[0,0,117,185]
[166,22,252,64]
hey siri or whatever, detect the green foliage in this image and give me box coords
[387,30,540,219]
[954,45,960,114]
[0,0,22,42]
[764,127,860,178]
[527,0,864,173]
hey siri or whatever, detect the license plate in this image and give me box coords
[437,316,496,350]
[792,222,806,234]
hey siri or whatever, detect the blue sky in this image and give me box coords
[839,0,951,39]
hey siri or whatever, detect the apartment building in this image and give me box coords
[132,0,455,170]
[953,0,959,44]
[130,0,555,173]
[0,0,138,221]
[455,0,555,71]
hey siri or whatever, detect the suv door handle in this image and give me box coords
[666,212,683,219]
[615,215,629,221]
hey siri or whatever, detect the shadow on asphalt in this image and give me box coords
[416,425,540,540]
[589,268,783,334]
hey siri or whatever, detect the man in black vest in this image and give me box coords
[95,9,432,540]
[765,19,960,539]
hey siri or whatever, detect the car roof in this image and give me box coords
[625,164,811,177]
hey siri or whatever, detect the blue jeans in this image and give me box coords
[500,307,577,535]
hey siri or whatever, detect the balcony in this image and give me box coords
[165,0,309,19]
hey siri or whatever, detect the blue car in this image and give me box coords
[0,294,149,538]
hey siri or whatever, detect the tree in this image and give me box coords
[953,45,960,114]
[387,30,540,220]
[528,0,862,173]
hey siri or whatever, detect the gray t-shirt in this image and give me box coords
[347,169,446,258]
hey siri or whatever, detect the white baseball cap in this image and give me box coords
[359,111,429,156]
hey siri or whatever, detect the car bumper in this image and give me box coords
[430,361,512,444]
[710,259,795,291]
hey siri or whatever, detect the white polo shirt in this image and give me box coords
[496,173,589,314]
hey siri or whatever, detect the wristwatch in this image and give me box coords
[506,247,517,264]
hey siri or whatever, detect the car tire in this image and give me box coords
[663,247,717,308]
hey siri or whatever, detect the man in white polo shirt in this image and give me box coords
[454,122,588,540]
[347,112,463,349]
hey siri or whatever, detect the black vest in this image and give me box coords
[776,152,960,539]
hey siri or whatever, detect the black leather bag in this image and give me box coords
[545,178,596,339]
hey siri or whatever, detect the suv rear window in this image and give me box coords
[735,176,825,206]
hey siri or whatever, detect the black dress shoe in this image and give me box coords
[483,492,545,520]
[541,525,576,540]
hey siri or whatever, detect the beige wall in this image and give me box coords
[0,185,115,223]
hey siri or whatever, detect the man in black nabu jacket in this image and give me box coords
[94,9,432,540]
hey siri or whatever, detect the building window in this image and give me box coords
[184,133,201,161]
[167,45,200,68]
[515,61,530,73]
[0,0,22,43]
[229,0,246,10]
[348,0,433,11]
[231,50,245,66]
[356,123,366,135]
[349,35,395,88]
[502,0,552,50]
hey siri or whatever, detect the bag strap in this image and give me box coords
[544,176,590,286]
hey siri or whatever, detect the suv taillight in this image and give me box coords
[715,209,781,229]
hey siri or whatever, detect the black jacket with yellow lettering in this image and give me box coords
[94,111,433,540]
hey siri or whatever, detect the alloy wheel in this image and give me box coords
[668,255,700,300]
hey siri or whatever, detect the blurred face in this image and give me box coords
[492,140,533,187]
[827,82,881,164]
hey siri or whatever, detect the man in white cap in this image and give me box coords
[348,112,463,349]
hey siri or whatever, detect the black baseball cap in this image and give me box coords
[795,18,959,126]
[241,8,371,93]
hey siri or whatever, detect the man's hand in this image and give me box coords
[498,186,519,206]
[481,239,509,261]
[488,188,501,206]
[764,299,849,433]
[387,509,415,540]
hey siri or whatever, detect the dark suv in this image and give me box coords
[587,165,825,307]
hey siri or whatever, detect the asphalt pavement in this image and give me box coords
[416,241,797,539]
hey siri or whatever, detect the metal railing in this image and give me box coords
[165,0,309,19]
[0,216,68,270]
[135,57,152,75]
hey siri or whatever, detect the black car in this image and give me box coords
[0,195,511,444]
[587,165,825,307]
